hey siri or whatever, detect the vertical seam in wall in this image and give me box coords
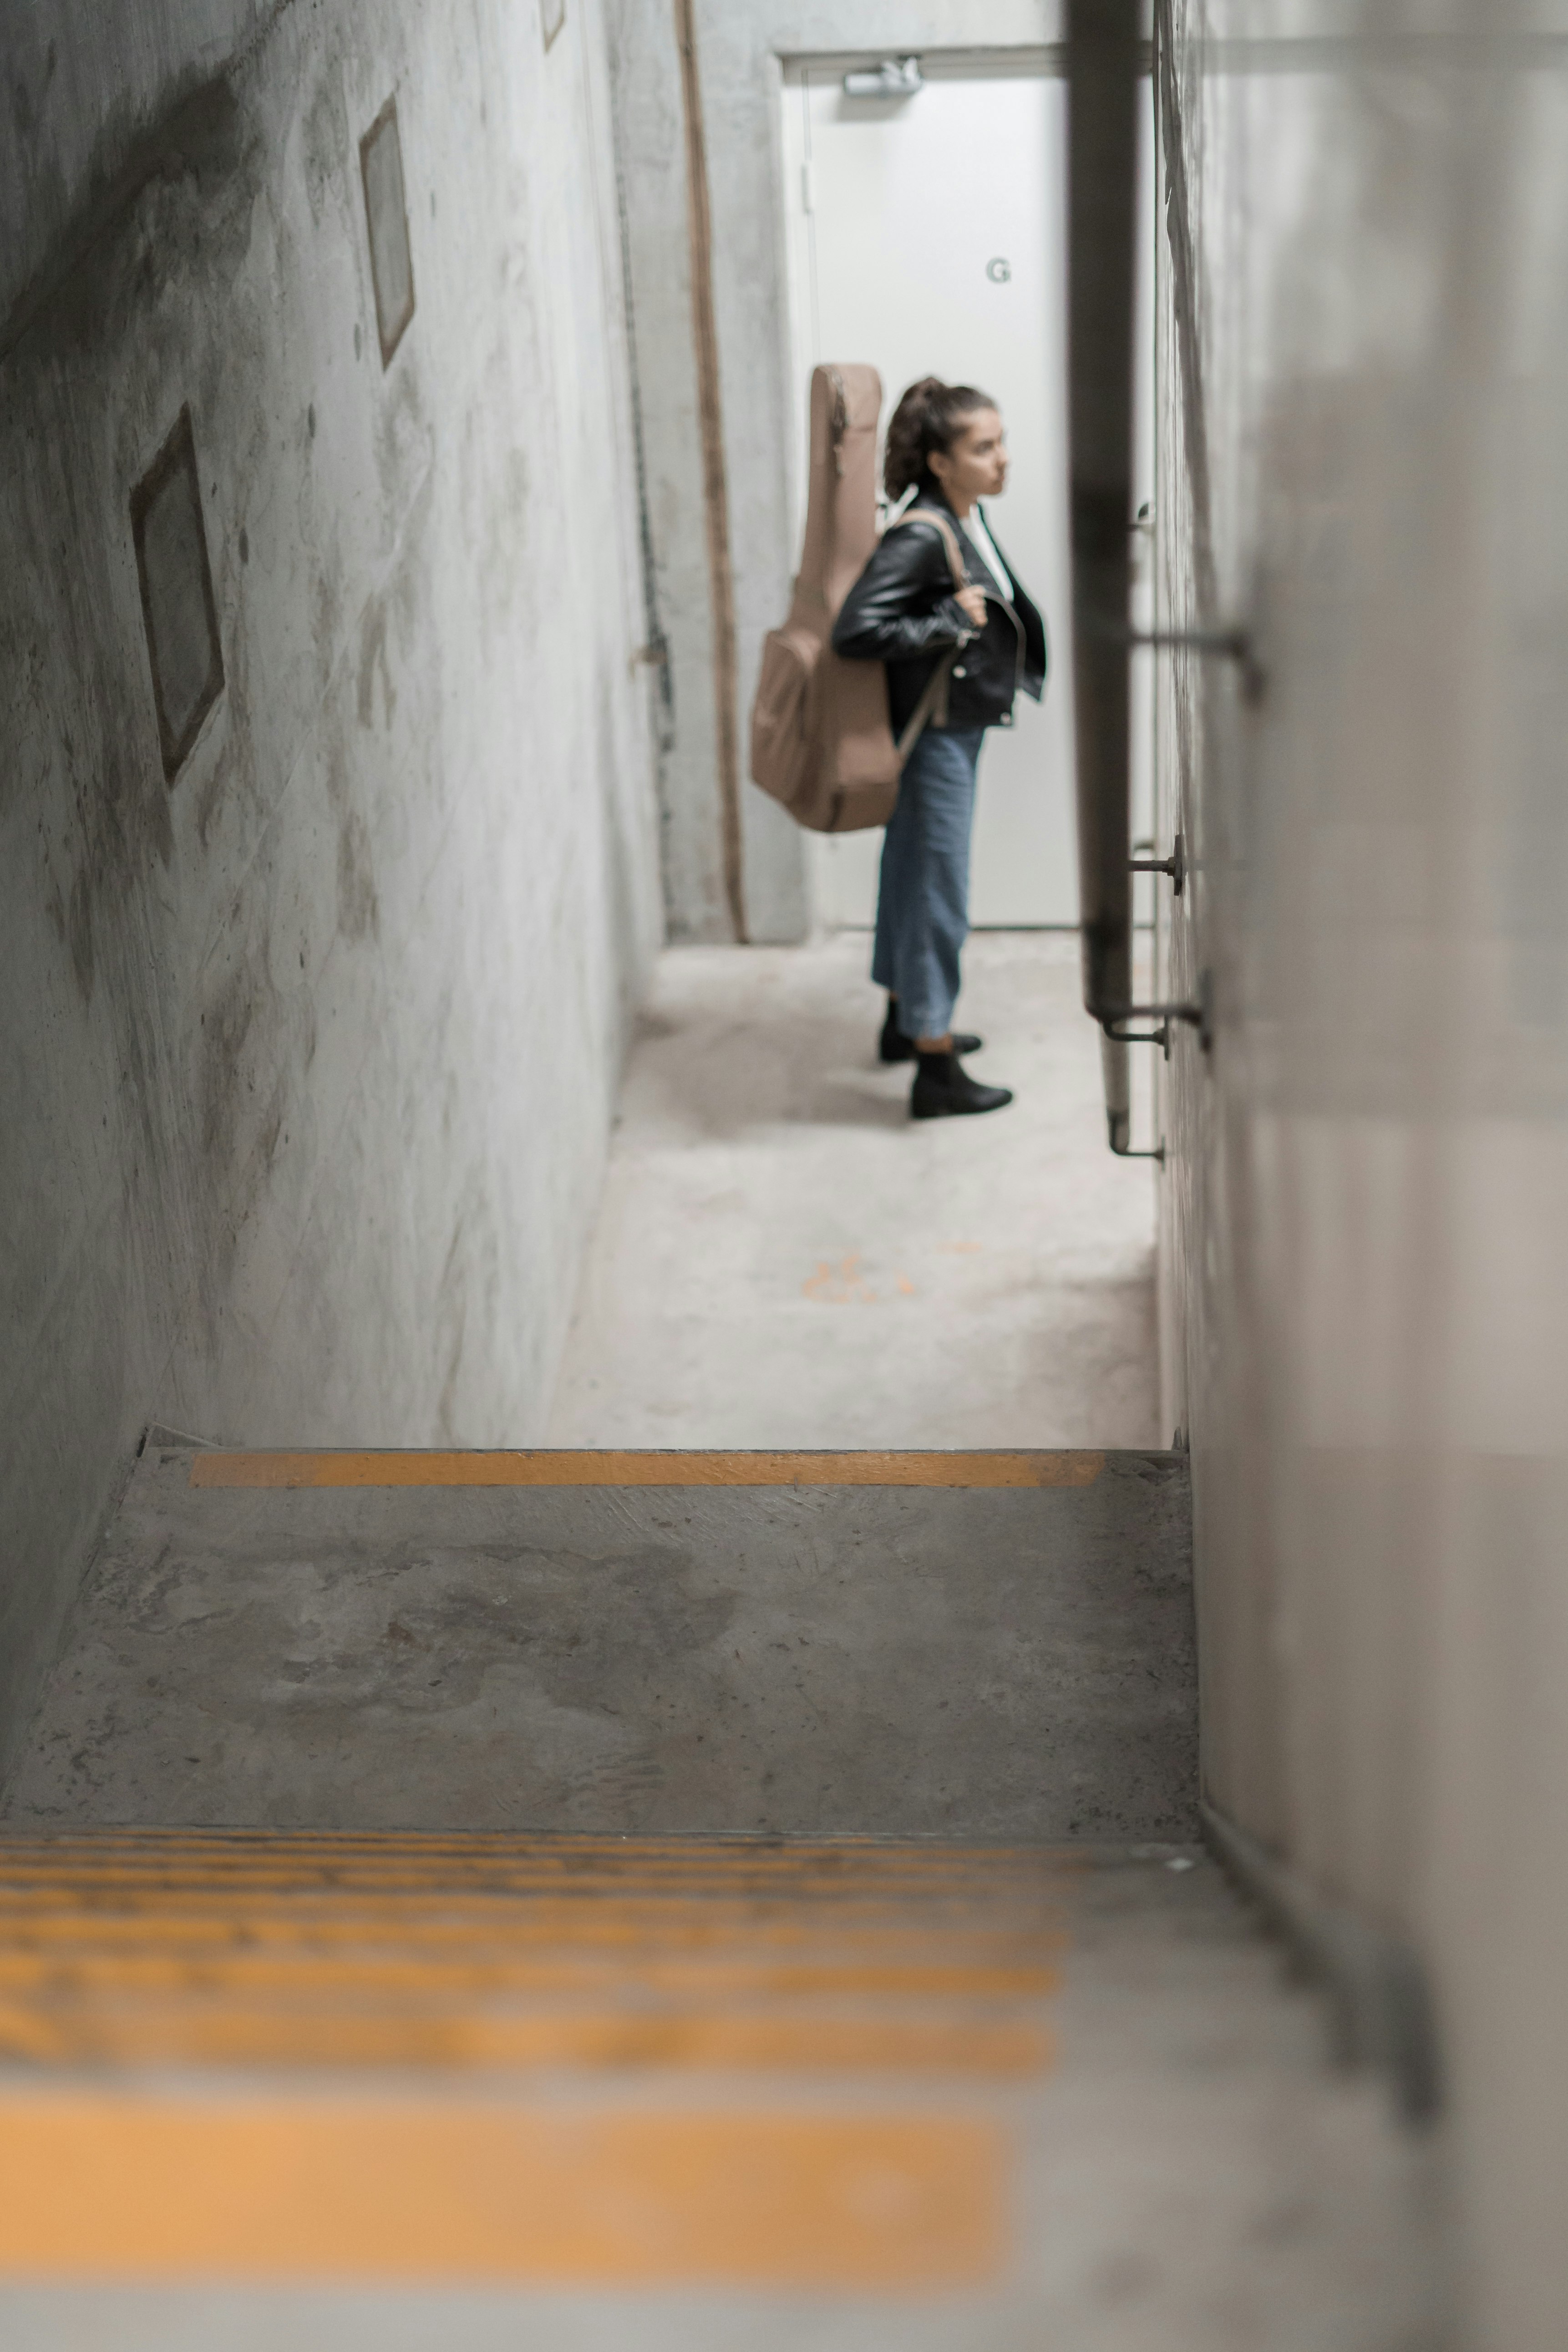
[605,25,675,766]
[673,0,748,943]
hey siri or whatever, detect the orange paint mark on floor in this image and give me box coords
[189,1448,1105,1489]
[0,2097,1007,2285]
[802,1253,878,1303]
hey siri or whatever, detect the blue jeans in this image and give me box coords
[871,726,984,1040]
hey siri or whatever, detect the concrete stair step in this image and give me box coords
[4,1445,1196,1840]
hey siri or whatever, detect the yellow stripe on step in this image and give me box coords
[190,1448,1104,1489]
[0,2097,1006,2285]
[0,2003,1052,2076]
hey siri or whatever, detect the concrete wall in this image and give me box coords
[606,0,1058,942]
[1152,6,1568,2344]
[0,0,663,1773]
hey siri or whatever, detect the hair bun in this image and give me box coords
[884,378,995,500]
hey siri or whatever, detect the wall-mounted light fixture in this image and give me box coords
[842,57,922,99]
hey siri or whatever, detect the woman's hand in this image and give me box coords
[954,584,988,630]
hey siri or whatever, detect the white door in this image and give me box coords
[781,59,1076,928]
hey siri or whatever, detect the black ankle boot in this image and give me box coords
[878,1001,982,1064]
[911,1050,1014,1120]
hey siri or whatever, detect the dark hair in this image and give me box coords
[883,377,996,501]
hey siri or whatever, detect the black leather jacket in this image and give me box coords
[831,490,1047,735]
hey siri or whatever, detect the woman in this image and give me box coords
[832,379,1046,1118]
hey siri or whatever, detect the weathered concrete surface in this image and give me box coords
[550,934,1160,1449]
[0,1850,1437,2350]
[1,3,662,1775]
[606,0,1061,941]
[4,1446,1194,1838]
[1,0,268,331]
[1152,10,1568,2342]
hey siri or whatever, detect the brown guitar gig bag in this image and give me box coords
[749,364,966,833]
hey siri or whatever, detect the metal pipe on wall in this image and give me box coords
[1066,0,1162,1156]
[1068,3,1208,1154]
[1066,0,1140,1034]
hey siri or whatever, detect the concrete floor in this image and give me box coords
[548,936,1160,1451]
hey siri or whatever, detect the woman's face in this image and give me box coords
[930,408,1008,503]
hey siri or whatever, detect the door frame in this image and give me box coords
[776,50,1157,935]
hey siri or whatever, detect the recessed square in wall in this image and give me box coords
[130,406,224,782]
[541,0,566,49]
[360,96,415,367]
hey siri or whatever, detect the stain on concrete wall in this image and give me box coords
[0,0,662,1776]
